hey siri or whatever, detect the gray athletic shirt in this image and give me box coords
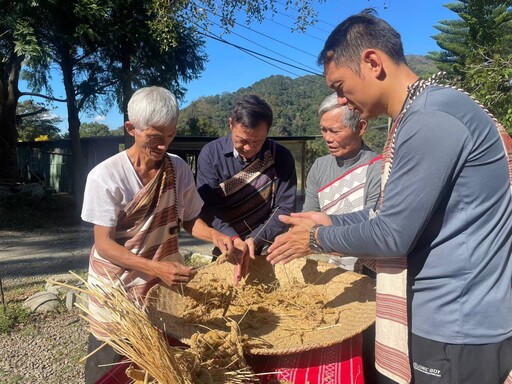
[302,144,381,212]
[318,85,512,344]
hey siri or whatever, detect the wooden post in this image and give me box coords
[0,278,6,313]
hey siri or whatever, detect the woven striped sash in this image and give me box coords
[319,155,382,215]
[374,106,411,383]
[215,143,277,237]
[88,155,181,338]
[375,73,512,383]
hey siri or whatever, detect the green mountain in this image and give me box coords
[178,74,331,137]
[407,55,439,78]
[177,55,438,154]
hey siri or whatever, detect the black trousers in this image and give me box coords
[84,333,123,384]
[410,333,512,384]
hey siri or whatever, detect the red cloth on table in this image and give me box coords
[248,334,364,384]
[95,335,364,384]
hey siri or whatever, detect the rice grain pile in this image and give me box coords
[147,257,376,355]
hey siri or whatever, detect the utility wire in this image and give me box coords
[184,14,306,76]
[273,9,333,34]
[274,0,337,28]
[267,18,325,41]
[203,31,303,77]
[201,30,323,76]
[199,7,317,58]
[238,23,317,58]
[189,1,327,42]
[204,17,321,73]
[183,8,324,78]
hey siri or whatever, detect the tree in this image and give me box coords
[99,0,206,147]
[79,122,110,138]
[109,126,125,136]
[429,1,511,75]
[1,0,325,201]
[23,0,205,206]
[464,52,512,132]
[104,0,324,145]
[0,2,24,179]
[428,1,512,130]
[0,0,65,179]
[16,100,62,141]
[21,0,116,205]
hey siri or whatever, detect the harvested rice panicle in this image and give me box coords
[51,273,261,384]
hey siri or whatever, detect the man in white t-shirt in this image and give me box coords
[81,86,234,384]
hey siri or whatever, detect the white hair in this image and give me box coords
[127,86,179,130]
[318,93,361,133]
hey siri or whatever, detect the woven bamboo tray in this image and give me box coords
[146,257,375,355]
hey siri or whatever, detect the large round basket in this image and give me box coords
[146,257,375,355]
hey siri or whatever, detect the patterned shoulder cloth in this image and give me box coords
[88,155,181,338]
[318,155,382,271]
[318,155,382,215]
[374,73,512,384]
[215,140,277,238]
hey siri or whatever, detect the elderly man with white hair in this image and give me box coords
[303,93,381,272]
[81,86,234,383]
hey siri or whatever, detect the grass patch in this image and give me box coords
[0,369,24,384]
[1,278,47,302]
[0,303,31,334]
[0,190,80,230]
[18,323,37,337]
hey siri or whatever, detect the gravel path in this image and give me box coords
[0,225,213,383]
[0,310,88,383]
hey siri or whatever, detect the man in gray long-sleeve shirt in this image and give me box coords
[267,9,512,384]
[303,93,381,272]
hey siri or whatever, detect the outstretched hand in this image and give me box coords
[290,211,332,226]
[266,214,315,265]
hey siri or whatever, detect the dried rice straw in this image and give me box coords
[51,273,262,384]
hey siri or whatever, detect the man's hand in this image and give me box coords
[266,215,316,265]
[211,230,234,259]
[290,211,332,226]
[230,237,255,284]
[154,261,197,287]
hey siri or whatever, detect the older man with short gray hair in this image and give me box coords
[303,93,381,270]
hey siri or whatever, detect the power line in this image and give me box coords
[214,39,304,77]
[273,0,337,29]
[201,30,323,77]
[267,18,326,42]
[181,7,326,80]
[189,2,328,43]
[192,4,320,58]
[204,17,321,73]
[238,23,317,58]
[273,9,333,34]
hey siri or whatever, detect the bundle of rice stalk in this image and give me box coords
[52,273,194,384]
[53,273,263,384]
[189,322,260,384]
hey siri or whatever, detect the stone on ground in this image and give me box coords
[23,291,60,313]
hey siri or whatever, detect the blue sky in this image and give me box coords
[19,0,455,132]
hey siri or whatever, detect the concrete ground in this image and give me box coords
[0,223,214,283]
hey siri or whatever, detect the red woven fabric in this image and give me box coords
[248,334,364,384]
[95,335,364,384]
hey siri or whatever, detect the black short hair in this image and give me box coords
[230,94,273,130]
[318,8,407,74]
